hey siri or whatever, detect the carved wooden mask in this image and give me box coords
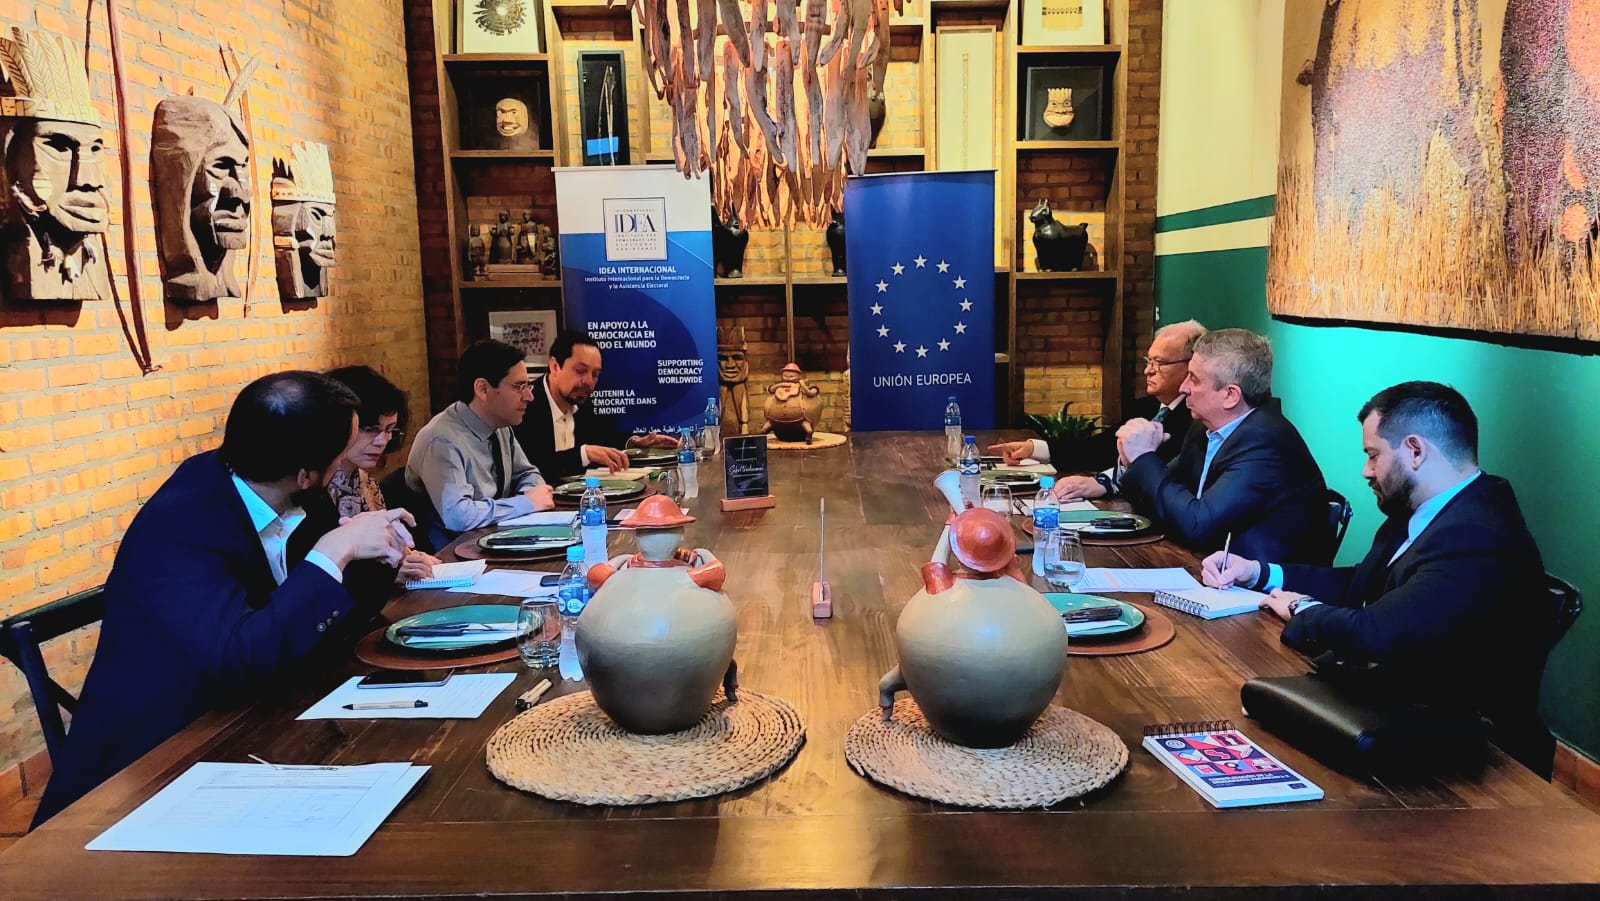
[151,96,251,301]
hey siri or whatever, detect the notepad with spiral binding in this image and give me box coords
[1151,586,1265,620]
[1142,720,1323,808]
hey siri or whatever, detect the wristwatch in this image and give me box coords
[1092,472,1117,495]
[1287,597,1318,616]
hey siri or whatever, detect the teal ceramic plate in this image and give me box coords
[552,478,646,500]
[981,470,1042,492]
[385,604,523,652]
[477,524,579,556]
[626,447,679,467]
[1075,512,1154,535]
[1043,593,1146,639]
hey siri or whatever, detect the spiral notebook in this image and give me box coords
[1151,586,1265,619]
[1142,721,1323,808]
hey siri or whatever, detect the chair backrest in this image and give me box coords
[378,467,437,554]
[1544,573,1583,653]
[0,585,106,763]
[1325,488,1354,561]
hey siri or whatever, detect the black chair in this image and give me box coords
[378,468,437,554]
[0,586,105,764]
[1545,573,1583,652]
[1325,488,1354,561]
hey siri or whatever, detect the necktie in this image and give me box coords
[489,432,507,498]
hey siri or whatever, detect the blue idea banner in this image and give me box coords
[555,166,716,434]
[846,171,995,431]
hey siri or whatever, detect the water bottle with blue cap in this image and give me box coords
[579,476,608,569]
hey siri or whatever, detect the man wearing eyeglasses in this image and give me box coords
[990,320,1204,495]
[406,339,555,549]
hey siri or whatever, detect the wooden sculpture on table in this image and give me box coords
[0,27,111,302]
[270,141,336,300]
[717,325,751,435]
[578,495,737,733]
[151,58,258,302]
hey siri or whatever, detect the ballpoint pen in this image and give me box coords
[342,699,429,710]
[1222,531,1233,576]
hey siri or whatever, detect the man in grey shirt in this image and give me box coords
[407,339,555,548]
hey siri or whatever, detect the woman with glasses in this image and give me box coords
[326,365,438,582]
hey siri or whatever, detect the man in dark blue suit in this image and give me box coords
[1202,381,1554,777]
[1117,329,1329,564]
[33,372,417,826]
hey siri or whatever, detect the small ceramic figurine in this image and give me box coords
[491,210,514,264]
[878,507,1067,747]
[577,496,737,733]
[468,225,489,279]
[516,212,538,264]
[762,362,823,443]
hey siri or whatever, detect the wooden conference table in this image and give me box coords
[5,432,1600,899]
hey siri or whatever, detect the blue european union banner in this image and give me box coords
[555,167,716,434]
[846,171,995,431]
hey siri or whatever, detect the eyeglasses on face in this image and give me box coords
[360,425,405,444]
[1142,356,1191,370]
[503,380,533,393]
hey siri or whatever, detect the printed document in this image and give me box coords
[1073,568,1202,593]
[297,673,516,720]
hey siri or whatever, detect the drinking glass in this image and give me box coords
[517,599,562,667]
[981,483,1013,515]
[662,467,686,505]
[1041,530,1086,590]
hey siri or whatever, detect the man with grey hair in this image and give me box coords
[990,320,1206,490]
[1118,328,1329,563]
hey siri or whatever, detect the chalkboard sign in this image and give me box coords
[724,435,771,500]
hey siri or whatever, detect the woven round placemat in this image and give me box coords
[353,624,520,669]
[486,688,806,805]
[767,431,846,450]
[1067,601,1177,656]
[845,699,1128,808]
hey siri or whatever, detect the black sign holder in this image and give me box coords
[720,434,775,512]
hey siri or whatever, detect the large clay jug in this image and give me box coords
[575,564,738,733]
[879,507,1066,747]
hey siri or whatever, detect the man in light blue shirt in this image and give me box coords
[1202,381,1553,776]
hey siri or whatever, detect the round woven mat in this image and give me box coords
[486,688,806,805]
[845,699,1128,808]
[1067,601,1177,656]
[766,431,846,450]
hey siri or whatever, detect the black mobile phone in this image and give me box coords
[539,573,562,587]
[356,669,454,690]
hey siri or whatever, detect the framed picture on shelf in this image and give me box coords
[1022,66,1105,141]
[489,309,559,368]
[1021,0,1105,46]
[460,77,547,151]
[457,0,544,53]
[578,51,629,166]
[934,27,997,171]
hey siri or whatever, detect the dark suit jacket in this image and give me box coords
[1046,396,1193,471]
[1277,474,1553,776]
[34,452,363,825]
[1120,398,1329,564]
[512,376,630,482]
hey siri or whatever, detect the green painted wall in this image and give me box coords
[1157,246,1600,761]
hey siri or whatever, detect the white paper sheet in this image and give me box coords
[499,510,580,527]
[1072,567,1202,593]
[403,559,486,590]
[296,673,517,720]
[447,569,559,598]
[86,762,427,856]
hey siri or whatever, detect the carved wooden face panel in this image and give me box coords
[717,344,749,385]
[152,96,251,301]
[271,200,335,298]
[1,118,111,300]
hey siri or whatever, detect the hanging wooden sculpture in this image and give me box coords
[617,0,901,229]
[0,27,112,302]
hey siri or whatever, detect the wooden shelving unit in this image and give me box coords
[415,0,1132,424]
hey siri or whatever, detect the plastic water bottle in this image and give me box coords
[579,476,608,570]
[944,396,962,460]
[677,426,699,499]
[1032,476,1059,577]
[958,435,981,509]
[555,545,591,626]
[702,397,721,456]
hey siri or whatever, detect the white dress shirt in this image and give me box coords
[544,378,590,466]
[231,475,342,584]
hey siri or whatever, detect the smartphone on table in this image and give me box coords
[356,669,454,690]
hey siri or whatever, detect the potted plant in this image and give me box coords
[1022,402,1108,473]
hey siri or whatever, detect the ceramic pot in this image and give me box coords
[712,206,751,278]
[825,211,846,276]
[575,564,738,733]
[1028,198,1090,272]
[880,575,1066,747]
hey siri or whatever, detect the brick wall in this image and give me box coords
[1122,0,1160,398]
[0,0,428,775]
